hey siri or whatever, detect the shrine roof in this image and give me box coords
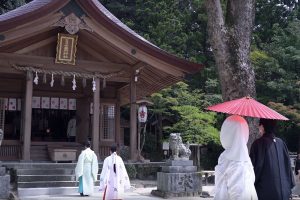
[0,0,203,74]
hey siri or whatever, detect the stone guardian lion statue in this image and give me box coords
[169,133,191,160]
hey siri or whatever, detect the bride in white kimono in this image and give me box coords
[75,141,98,196]
[214,115,258,200]
[99,145,131,200]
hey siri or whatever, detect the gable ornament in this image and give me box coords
[54,13,93,34]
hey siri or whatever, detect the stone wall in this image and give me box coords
[0,166,10,199]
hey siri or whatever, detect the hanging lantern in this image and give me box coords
[92,77,96,92]
[33,71,39,85]
[138,105,148,123]
[72,74,76,90]
[50,74,54,87]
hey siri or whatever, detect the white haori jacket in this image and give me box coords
[99,152,131,200]
[75,148,98,195]
[214,115,258,200]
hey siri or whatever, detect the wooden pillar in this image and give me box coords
[92,78,100,157]
[76,98,90,144]
[130,73,137,160]
[115,91,121,146]
[22,71,33,161]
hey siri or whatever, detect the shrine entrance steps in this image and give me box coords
[2,162,159,197]
[3,162,101,197]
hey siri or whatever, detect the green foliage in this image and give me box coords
[100,0,300,160]
[101,0,211,66]
[135,164,159,180]
[252,10,300,151]
[268,101,300,152]
[142,134,163,161]
[149,82,220,146]
[119,145,130,161]
[252,19,300,105]
[100,1,222,160]
[133,0,207,61]
[0,0,27,14]
[254,0,300,45]
[166,105,219,145]
[268,102,300,127]
[200,143,223,170]
[125,164,137,179]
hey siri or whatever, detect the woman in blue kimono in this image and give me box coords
[75,140,98,196]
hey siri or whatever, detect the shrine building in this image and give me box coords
[0,0,203,161]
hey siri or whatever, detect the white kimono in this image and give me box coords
[214,115,258,200]
[75,148,98,195]
[99,152,131,200]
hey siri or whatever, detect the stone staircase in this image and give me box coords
[3,162,162,197]
[4,163,101,197]
[30,145,50,161]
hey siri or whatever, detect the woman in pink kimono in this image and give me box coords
[99,145,131,200]
[214,115,257,200]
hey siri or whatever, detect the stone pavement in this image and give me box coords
[19,186,214,200]
[15,185,300,200]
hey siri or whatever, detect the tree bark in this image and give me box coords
[205,0,259,146]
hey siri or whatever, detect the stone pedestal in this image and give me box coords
[0,166,10,199]
[49,148,77,162]
[151,160,201,198]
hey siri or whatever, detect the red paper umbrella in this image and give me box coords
[206,96,288,120]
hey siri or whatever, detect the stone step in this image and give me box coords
[4,162,162,196]
[30,146,50,161]
[18,186,80,197]
[18,174,101,182]
[4,163,78,169]
[18,175,76,182]
[18,181,78,188]
[5,163,104,169]
[18,180,157,197]
[17,168,74,175]
[17,168,102,176]
[18,180,101,188]
[17,186,106,197]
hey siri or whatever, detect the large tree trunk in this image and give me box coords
[205,0,259,146]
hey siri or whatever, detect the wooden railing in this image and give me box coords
[99,145,111,159]
[0,140,21,160]
[0,141,116,161]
